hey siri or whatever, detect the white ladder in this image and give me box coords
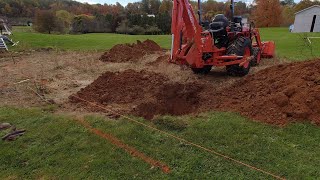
[0,38,8,51]
[0,37,17,64]
[2,23,12,35]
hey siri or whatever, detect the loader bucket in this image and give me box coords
[261,41,275,58]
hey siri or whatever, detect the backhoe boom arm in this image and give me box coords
[171,0,203,61]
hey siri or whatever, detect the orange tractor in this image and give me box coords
[170,0,275,76]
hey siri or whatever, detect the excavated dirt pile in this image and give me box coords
[214,59,320,125]
[70,59,320,126]
[99,40,162,63]
[70,70,206,119]
[70,70,167,105]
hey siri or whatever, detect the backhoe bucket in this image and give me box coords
[261,41,275,58]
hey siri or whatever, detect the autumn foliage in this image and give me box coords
[252,0,283,27]
[2,0,320,33]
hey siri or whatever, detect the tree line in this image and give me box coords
[253,0,320,27]
[1,0,320,34]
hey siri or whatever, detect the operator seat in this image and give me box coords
[210,14,229,31]
[209,14,229,48]
[233,16,243,32]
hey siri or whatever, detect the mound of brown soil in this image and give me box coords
[70,70,168,105]
[215,60,320,125]
[70,70,207,119]
[70,59,320,126]
[99,40,162,63]
[139,39,162,51]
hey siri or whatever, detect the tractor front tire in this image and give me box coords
[192,65,213,74]
[250,47,261,66]
[226,36,252,77]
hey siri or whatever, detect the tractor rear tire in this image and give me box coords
[250,47,261,66]
[226,36,252,77]
[192,65,213,74]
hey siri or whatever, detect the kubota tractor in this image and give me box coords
[170,0,275,76]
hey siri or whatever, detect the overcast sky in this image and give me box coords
[76,0,302,6]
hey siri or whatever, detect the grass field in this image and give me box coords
[1,107,319,179]
[259,28,320,60]
[1,26,320,179]
[11,26,320,60]
[11,26,171,52]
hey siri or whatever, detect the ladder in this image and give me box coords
[0,37,17,63]
[0,38,8,51]
[1,23,12,35]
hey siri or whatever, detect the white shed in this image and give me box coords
[293,5,320,33]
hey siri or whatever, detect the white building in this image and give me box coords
[293,5,320,33]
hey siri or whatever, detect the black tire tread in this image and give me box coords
[226,36,252,77]
[251,47,260,66]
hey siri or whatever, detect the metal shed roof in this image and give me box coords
[295,5,320,15]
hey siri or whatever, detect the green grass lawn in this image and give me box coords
[11,26,320,60]
[1,107,319,179]
[11,26,171,52]
[259,28,320,60]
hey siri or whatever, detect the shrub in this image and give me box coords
[145,25,161,35]
[71,14,95,34]
[115,19,130,34]
[71,14,113,34]
[128,25,145,35]
[55,10,74,34]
